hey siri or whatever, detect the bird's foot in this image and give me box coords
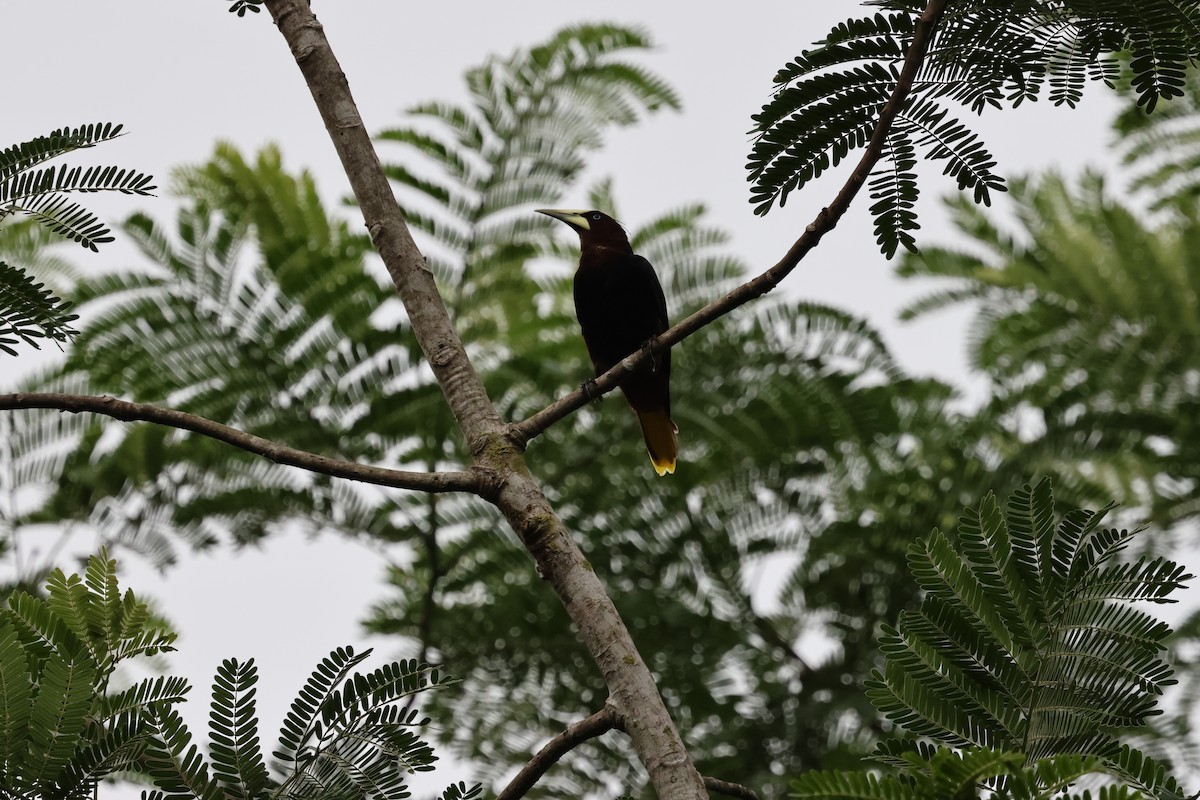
[580,379,602,404]
[640,339,660,372]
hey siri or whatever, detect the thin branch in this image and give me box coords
[496,706,618,800]
[703,776,761,800]
[510,0,950,446]
[0,393,483,494]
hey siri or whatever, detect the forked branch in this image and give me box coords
[497,706,619,800]
[263,1,711,797]
[495,705,761,800]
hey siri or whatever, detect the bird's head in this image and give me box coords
[536,208,631,251]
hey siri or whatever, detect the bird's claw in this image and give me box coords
[580,379,601,404]
[640,339,659,373]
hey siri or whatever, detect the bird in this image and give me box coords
[537,208,678,476]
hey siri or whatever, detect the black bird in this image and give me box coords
[537,208,678,476]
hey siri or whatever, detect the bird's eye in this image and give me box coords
[591,212,602,221]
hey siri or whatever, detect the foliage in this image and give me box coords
[365,36,1160,788]
[889,67,1200,782]
[139,648,461,800]
[226,0,264,16]
[0,218,78,353]
[10,143,391,573]
[0,123,154,252]
[748,1,1200,256]
[0,548,467,799]
[375,21,679,327]
[895,170,1200,527]
[10,23,680,576]
[361,26,925,797]
[0,260,76,357]
[0,123,154,354]
[0,549,178,799]
[37,145,905,796]
[1115,57,1200,209]
[776,375,1147,775]
[791,478,1191,799]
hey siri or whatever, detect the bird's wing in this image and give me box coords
[629,255,672,418]
[631,255,669,333]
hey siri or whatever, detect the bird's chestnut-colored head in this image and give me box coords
[537,208,631,251]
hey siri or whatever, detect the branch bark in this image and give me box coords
[0,392,480,493]
[702,776,761,800]
[497,706,618,800]
[263,2,710,797]
[510,0,949,447]
[263,3,503,454]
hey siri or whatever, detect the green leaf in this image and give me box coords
[209,658,269,799]
[0,123,126,181]
[25,654,95,787]
[789,768,912,798]
[907,527,1019,658]
[0,259,78,355]
[141,703,221,800]
[867,480,1188,779]
[274,646,372,767]
[0,622,33,775]
[439,782,484,800]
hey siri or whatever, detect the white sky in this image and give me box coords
[1,2,1131,797]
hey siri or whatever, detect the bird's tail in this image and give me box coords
[636,409,678,477]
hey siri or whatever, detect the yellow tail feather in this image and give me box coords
[636,409,678,477]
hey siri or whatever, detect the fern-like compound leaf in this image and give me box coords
[274,645,371,766]
[0,123,125,181]
[25,655,96,788]
[867,478,1190,789]
[750,2,1200,254]
[142,703,221,800]
[0,259,78,355]
[790,767,912,799]
[209,658,270,800]
[0,622,33,781]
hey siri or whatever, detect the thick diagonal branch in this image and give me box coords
[264,2,709,798]
[0,392,481,493]
[511,0,949,446]
[263,2,504,453]
[497,707,618,800]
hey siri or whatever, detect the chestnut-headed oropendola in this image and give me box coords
[537,208,678,476]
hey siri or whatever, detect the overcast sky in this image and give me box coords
[3,3,1129,797]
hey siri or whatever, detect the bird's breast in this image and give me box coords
[574,256,666,373]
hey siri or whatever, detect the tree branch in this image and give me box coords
[263,0,506,454]
[702,776,761,800]
[497,706,618,800]
[0,392,481,494]
[264,3,710,797]
[510,0,949,447]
